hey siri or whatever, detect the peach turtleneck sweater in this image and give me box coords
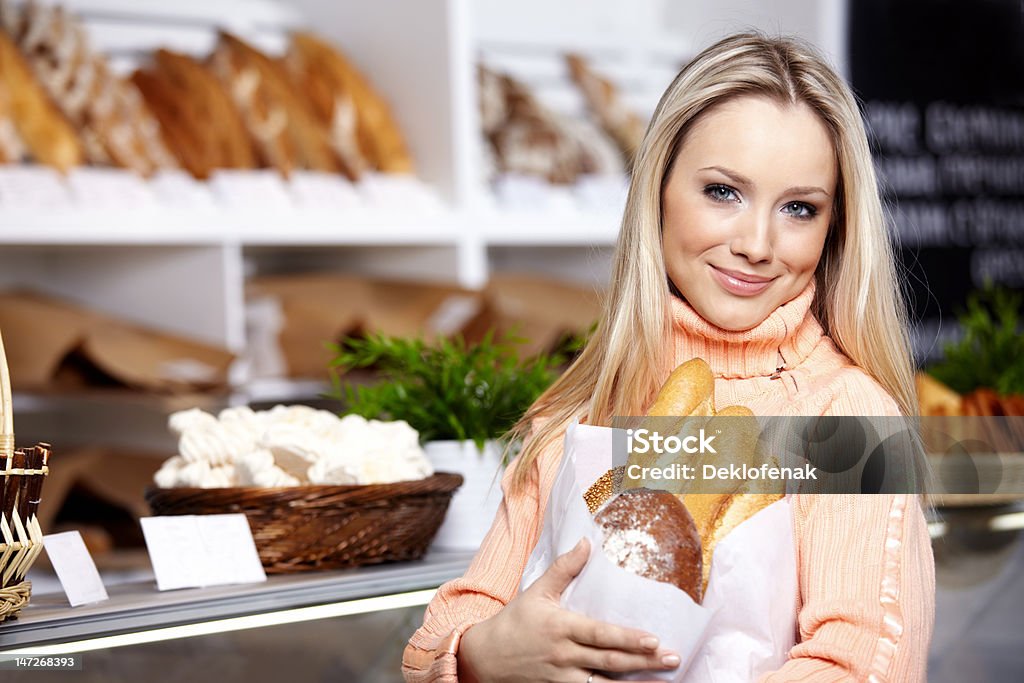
[402,282,936,682]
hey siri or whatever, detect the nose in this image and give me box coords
[729,209,773,263]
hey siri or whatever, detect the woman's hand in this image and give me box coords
[456,538,682,683]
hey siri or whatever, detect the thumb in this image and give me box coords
[533,537,591,600]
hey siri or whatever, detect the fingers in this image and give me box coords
[531,537,591,600]
[563,612,662,654]
[567,642,681,675]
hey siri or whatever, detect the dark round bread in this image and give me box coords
[594,487,703,603]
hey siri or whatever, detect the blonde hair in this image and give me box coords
[506,31,918,492]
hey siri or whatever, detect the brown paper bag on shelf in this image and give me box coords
[0,291,95,387]
[248,274,370,379]
[480,273,603,358]
[366,279,487,339]
[0,290,234,393]
[29,446,165,568]
[248,274,488,378]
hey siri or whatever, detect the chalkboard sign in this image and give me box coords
[849,0,1024,364]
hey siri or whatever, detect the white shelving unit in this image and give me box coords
[1,0,844,447]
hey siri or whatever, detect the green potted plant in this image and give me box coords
[927,284,1024,398]
[328,331,565,550]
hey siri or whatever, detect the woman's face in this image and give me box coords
[662,95,836,331]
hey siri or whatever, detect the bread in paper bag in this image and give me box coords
[520,421,712,681]
[567,358,797,678]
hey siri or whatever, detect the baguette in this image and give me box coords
[645,358,715,419]
[585,358,780,593]
[3,1,174,175]
[133,49,257,178]
[0,29,82,170]
[288,32,412,175]
[212,31,350,178]
[642,358,780,592]
[565,53,645,167]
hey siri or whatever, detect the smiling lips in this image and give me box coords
[710,266,776,296]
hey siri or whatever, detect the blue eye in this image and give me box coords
[783,201,818,219]
[704,184,738,202]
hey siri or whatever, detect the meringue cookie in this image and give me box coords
[234,448,276,486]
[249,465,300,488]
[154,455,186,489]
[307,457,359,485]
[168,407,219,437]
[157,405,433,488]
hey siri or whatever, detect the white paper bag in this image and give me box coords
[521,421,799,681]
[683,497,797,681]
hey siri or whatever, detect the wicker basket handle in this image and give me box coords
[0,327,11,459]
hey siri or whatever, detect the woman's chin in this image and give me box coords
[697,302,771,331]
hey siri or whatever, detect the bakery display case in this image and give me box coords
[0,0,704,449]
[0,0,1020,681]
[0,550,474,652]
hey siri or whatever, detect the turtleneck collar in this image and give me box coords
[668,280,824,379]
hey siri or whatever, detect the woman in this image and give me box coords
[404,32,935,682]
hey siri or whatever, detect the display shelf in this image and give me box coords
[235,209,462,247]
[0,208,228,246]
[3,0,844,445]
[0,551,474,652]
[0,203,622,248]
[0,208,461,248]
[240,378,333,405]
[11,389,229,415]
[49,0,301,27]
[478,209,621,246]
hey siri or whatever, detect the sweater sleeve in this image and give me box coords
[758,494,935,682]
[402,429,564,682]
[759,369,935,681]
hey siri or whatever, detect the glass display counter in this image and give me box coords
[0,551,475,654]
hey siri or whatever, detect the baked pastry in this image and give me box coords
[0,49,23,164]
[916,372,962,416]
[643,358,715,425]
[210,31,349,178]
[594,487,703,603]
[1,1,175,175]
[479,63,619,184]
[584,359,773,594]
[286,32,413,175]
[565,53,646,167]
[643,358,780,591]
[0,29,82,169]
[583,465,624,514]
[132,49,257,179]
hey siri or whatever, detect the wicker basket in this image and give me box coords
[145,472,463,573]
[0,329,51,623]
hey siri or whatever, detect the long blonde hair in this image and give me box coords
[506,31,917,492]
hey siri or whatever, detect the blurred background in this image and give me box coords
[0,0,1021,680]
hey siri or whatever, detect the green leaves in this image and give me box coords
[327,331,564,450]
[929,284,1024,396]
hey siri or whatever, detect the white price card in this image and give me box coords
[358,172,442,212]
[140,514,267,591]
[43,531,109,607]
[288,170,362,209]
[66,167,156,207]
[209,169,293,209]
[0,165,72,208]
[492,173,560,211]
[148,170,216,207]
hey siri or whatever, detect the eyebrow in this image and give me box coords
[698,165,831,198]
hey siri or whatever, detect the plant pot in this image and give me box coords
[423,440,505,551]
